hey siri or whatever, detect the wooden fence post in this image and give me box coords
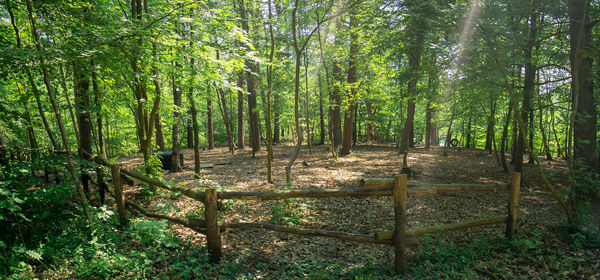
[205,188,221,263]
[506,172,521,237]
[111,164,128,227]
[393,174,408,275]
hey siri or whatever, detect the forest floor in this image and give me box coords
[119,143,600,279]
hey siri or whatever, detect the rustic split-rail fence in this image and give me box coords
[93,156,521,275]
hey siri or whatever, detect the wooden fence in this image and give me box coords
[96,156,521,275]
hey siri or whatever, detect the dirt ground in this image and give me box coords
[118,143,599,276]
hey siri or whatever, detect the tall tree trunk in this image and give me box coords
[216,85,235,153]
[330,18,343,150]
[485,97,496,152]
[399,17,424,153]
[318,71,325,145]
[317,18,336,157]
[286,0,304,184]
[207,83,214,150]
[569,0,598,171]
[273,91,280,144]
[521,10,538,166]
[425,102,432,149]
[186,116,193,149]
[26,0,91,223]
[340,7,359,155]
[59,65,80,143]
[304,50,312,154]
[73,61,93,194]
[238,0,259,156]
[155,112,165,151]
[500,102,513,173]
[7,2,58,151]
[550,106,563,158]
[171,73,183,173]
[237,71,245,149]
[265,0,275,183]
[91,60,106,158]
[186,80,200,176]
[466,116,472,148]
[539,107,552,160]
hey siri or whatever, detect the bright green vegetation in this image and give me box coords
[1,0,599,278]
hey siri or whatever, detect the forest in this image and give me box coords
[0,0,599,278]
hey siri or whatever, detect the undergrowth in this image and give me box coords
[2,157,599,279]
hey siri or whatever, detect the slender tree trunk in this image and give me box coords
[340,7,359,155]
[286,0,304,184]
[550,106,563,158]
[237,71,245,149]
[207,83,214,150]
[214,49,234,154]
[91,60,106,158]
[522,10,538,166]
[330,18,343,150]
[73,60,93,194]
[485,98,496,152]
[186,116,193,149]
[539,106,553,160]
[155,112,165,151]
[265,0,275,183]
[238,0,259,156]
[273,91,280,144]
[304,50,312,154]
[26,0,91,223]
[171,73,183,172]
[318,71,325,145]
[425,102,432,149]
[466,116,472,148]
[7,3,58,151]
[501,102,513,173]
[317,18,336,157]
[399,27,424,153]
[59,65,80,143]
[188,87,200,175]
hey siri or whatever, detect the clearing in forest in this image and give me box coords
[117,144,590,275]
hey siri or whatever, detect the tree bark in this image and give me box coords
[91,60,106,158]
[399,17,424,153]
[304,50,312,154]
[569,0,598,171]
[207,83,214,150]
[522,10,538,165]
[171,73,183,173]
[425,102,432,149]
[501,102,513,173]
[73,60,93,194]
[155,112,165,151]
[286,0,304,184]
[330,18,343,150]
[59,65,79,144]
[26,0,91,223]
[238,0,259,153]
[187,86,200,175]
[6,2,58,151]
[237,71,245,149]
[266,0,275,183]
[341,7,359,156]
[318,71,326,145]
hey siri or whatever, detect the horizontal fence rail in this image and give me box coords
[95,155,521,277]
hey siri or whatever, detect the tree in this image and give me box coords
[340,4,359,155]
[569,0,598,171]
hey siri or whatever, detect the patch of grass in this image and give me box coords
[269,198,309,225]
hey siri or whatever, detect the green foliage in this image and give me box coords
[567,161,600,229]
[269,198,309,225]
